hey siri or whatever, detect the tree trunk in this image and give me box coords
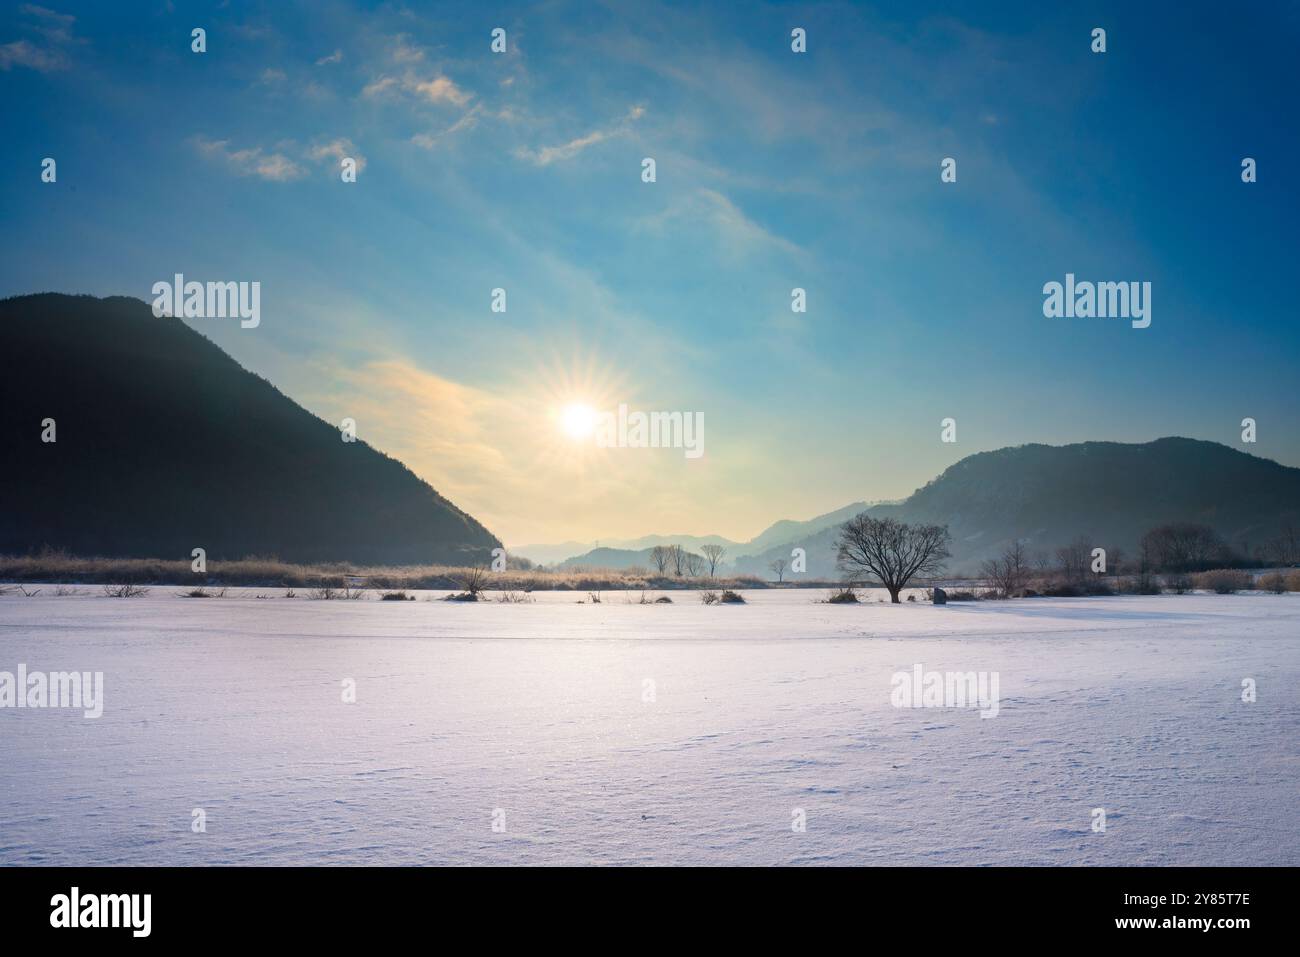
[888,587,901,603]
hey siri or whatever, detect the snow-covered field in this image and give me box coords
[1,588,1296,866]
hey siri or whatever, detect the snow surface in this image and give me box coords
[1,588,1296,865]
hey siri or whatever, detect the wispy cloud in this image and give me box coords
[193,135,367,181]
[639,188,803,260]
[696,189,801,256]
[307,137,366,173]
[305,358,529,533]
[362,71,470,106]
[390,34,425,64]
[1,4,79,71]
[515,106,645,166]
[361,75,398,97]
[194,137,306,181]
[19,4,72,20]
[409,74,469,105]
[20,4,76,43]
[0,38,66,71]
[355,33,472,107]
[315,49,343,66]
[411,105,482,149]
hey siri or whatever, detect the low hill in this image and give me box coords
[557,546,657,570]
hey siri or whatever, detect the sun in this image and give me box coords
[560,402,598,440]
[521,348,630,467]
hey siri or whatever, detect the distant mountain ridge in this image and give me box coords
[731,438,1300,578]
[533,439,1300,578]
[515,533,739,566]
[738,500,886,556]
[557,546,657,570]
[2,294,500,564]
[531,502,881,569]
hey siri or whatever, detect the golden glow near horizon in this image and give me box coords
[303,348,821,543]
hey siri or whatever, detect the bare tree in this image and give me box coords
[769,557,788,583]
[1135,535,1156,593]
[669,544,686,577]
[700,544,727,577]
[1055,537,1091,583]
[1140,523,1227,572]
[684,551,704,577]
[649,545,671,575]
[1268,523,1299,567]
[835,515,951,603]
[981,540,1029,598]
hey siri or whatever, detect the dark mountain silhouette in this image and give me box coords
[2,293,499,564]
[732,438,1300,578]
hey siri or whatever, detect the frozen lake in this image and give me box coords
[1,588,1297,865]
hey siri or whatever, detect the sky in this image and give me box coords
[3,0,1298,546]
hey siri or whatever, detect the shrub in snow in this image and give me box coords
[1116,576,1160,596]
[1192,569,1253,594]
[103,583,149,598]
[1258,572,1287,594]
[180,587,226,598]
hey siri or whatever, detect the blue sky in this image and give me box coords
[4,0,1298,544]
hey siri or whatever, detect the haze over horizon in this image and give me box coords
[5,1,1298,543]
[508,435,1300,551]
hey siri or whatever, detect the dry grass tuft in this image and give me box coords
[103,583,149,598]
